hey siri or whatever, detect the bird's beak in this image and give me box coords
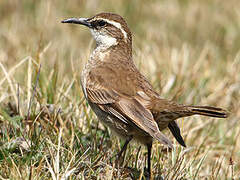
[61,18,91,27]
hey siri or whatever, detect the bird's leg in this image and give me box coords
[147,143,152,178]
[115,136,133,166]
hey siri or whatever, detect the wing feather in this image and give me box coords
[86,87,172,148]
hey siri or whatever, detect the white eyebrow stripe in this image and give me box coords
[94,18,128,40]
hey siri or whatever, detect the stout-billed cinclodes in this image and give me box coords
[62,12,229,177]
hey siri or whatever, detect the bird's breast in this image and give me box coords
[81,64,90,100]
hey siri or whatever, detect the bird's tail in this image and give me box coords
[168,105,229,147]
[186,105,229,118]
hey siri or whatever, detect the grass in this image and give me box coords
[0,0,239,179]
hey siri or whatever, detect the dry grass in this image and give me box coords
[0,0,239,179]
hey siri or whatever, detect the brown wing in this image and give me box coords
[87,87,172,148]
[85,63,172,148]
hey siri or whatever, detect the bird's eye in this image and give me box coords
[90,20,107,29]
[97,20,106,27]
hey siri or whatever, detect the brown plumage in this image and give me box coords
[62,12,229,177]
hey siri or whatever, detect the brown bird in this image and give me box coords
[62,13,229,177]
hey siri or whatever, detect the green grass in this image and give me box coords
[0,0,239,179]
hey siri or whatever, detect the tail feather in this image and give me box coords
[168,121,186,147]
[187,106,229,118]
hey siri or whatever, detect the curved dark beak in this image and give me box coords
[61,18,91,27]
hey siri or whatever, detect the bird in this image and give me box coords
[61,12,229,177]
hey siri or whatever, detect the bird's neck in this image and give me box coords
[90,40,132,63]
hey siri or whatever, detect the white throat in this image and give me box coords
[90,29,118,51]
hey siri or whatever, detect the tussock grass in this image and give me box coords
[0,0,239,179]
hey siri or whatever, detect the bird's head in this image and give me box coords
[62,13,132,50]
